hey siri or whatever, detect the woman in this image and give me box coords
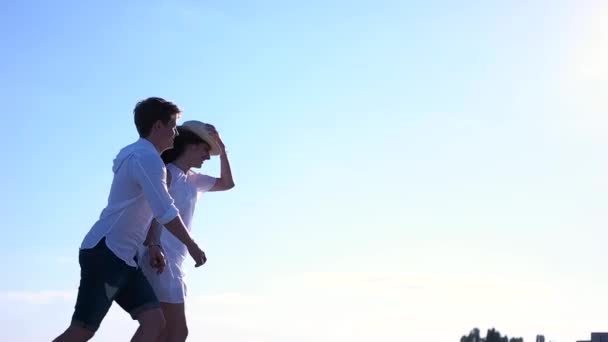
[140,120,235,342]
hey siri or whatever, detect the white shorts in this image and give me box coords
[140,250,187,304]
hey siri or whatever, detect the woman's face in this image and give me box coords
[184,142,211,169]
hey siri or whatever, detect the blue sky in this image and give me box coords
[1,0,608,341]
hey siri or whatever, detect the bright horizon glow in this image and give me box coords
[1,1,608,341]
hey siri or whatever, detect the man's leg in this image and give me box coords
[159,302,188,342]
[53,326,94,342]
[54,240,122,342]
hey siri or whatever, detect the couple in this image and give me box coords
[54,97,235,342]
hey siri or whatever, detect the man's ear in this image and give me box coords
[151,120,162,133]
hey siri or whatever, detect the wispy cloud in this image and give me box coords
[183,270,575,341]
[552,3,608,143]
[185,271,427,340]
[571,5,608,82]
[0,290,73,304]
[0,272,593,342]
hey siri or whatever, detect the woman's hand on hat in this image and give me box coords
[213,132,226,154]
[204,123,226,154]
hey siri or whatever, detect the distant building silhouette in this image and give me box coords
[577,332,608,342]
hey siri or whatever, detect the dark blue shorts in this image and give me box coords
[70,238,160,332]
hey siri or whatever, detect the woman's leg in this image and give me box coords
[158,302,188,342]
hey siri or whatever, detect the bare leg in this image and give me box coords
[158,302,188,342]
[131,308,165,342]
[53,325,94,342]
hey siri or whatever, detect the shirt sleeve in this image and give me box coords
[131,152,179,224]
[191,172,218,192]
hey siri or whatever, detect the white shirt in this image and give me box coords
[81,138,179,267]
[161,163,216,276]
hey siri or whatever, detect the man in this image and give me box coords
[54,97,206,342]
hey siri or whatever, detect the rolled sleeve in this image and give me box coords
[192,173,218,192]
[156,206,179,225]
[131,152,179,224]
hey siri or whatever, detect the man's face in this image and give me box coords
[158,116,178,152]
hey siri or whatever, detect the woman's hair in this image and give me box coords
[161,127,209,164]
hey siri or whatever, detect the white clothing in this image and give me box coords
[141,163,216,303]
[81,139,179,267]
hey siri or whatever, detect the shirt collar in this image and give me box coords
[137,138,159,153]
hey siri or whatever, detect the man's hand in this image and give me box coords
[148,245,166,274]
[186,241,207,267]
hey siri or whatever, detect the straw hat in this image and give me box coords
[180,120,221,156]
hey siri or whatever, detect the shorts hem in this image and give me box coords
[70,319,99,333]
[129,301,161,319]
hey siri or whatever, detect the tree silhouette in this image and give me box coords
[460,327,526,342]
[461,328,481,342]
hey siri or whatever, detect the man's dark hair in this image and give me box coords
[133,97,181,137]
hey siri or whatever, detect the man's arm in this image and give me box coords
[143,219,162,246]
[132,153,206,267]
[143,166,173,247]
[144,220,166,273]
